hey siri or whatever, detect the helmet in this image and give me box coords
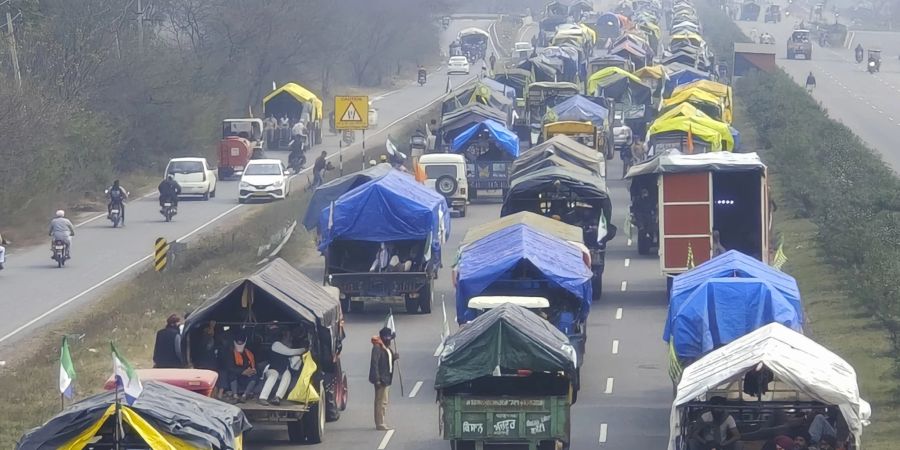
[380,155,388,162]
[55,210,65,218]
[166,174,174,180]
[369,160,377,166]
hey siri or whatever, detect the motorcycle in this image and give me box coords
[288,148,307,174]
[161,201,177,222]
[418,69,427,86]
[52,240,68,268]
[108,202,122,228]
[868,60,878,73]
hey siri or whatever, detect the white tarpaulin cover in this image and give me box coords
[668,323,871,450]
[626,150,765,178]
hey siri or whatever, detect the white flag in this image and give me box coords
[111,343,143,405]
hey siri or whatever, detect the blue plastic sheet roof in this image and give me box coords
[456,223,593,324]
[670,250,802,316]
[664,277,804,359]
[302,163,392,230]
[551,95,609,126]
[665,67,710,91]
[317,170,451,251]
[451,119,520,158]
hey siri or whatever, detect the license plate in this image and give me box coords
[111,210,119,214]
[55,245,64,250]
[234,166,244,170]
[163,203,172,207]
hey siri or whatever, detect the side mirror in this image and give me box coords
[284,170,292,176]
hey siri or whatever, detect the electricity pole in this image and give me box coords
[4,4,21,90]
[136,0,144,53]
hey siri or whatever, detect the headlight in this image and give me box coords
[239,181,250,189]
[273,180,284,187]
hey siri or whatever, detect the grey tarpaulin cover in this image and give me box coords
[512,135,603,176]
[17,381,251,450]
[460,211,585,248]
[435,303,577,389]
[625,150,765,178]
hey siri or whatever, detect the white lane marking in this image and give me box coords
[377,429,395,449]
[612,339,619,355]
[409,381,424,398]
[0,204,245,345]
[604,377,614,394]
[624,258,630,268]
[434,343,444,357]
[615,307,623,320]
[599,423,608,444]
[620,281,627,292]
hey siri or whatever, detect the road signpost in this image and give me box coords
[335,95,369,170]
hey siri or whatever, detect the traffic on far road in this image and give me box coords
[10,2,874,450]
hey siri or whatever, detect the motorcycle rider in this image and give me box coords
[855,43,864,62]
[49,210,75,259]
[417,65,427,84]
[106,180,130,225]
[0,231,7,270]
[158,174,182,213]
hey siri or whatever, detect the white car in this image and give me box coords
[613,111,633,150]
[447,56,470,75]
[514,41,533,54]
[165,157,217,200]
[238,159,291,203]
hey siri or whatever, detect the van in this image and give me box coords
[419,153,468,217]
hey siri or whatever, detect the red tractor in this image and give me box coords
[218,118,264,179]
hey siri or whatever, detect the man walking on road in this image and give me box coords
[369,326,399,431]
[489,53,497,72]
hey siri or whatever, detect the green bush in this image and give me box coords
[695,3,900,363]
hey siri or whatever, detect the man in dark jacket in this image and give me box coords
[369,327,399,430]
[152,314,183,368]
[158,174,182,211]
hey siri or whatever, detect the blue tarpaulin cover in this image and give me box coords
[456,223,593,324]
[729,125,741,151]
[666,68,711,91]
[302,163,392,230]
[317,169,451,252]
[670,250,802,318]
[451,119,520,157]
[551,95,609,126]
[664,277,804,359]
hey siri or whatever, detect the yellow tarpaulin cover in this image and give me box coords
[60,404,213,450]
[670,31,705,46]
[578,23,597,45]
[552,34,585,46]
[648,116,732,151]
[657,102,709,121]
[639,21,661,38]
[587,67,641,95]
[634,65,665,80]
[263,83,324,120]
[662,87,726,122]
[672,80,733,122]
[287,351,321,403]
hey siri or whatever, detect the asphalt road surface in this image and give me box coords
[736,8,900,172]
[249,159,672,450]
[0,19,492,355]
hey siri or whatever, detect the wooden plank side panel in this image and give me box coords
[664,237,713,270]
[662,172,710,203]
[663,204,711,235]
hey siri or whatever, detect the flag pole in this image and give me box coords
[114,381,122,450]
[389,308,405,397]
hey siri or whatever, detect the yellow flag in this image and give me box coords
[773,236,788,270]
[686,242,696,269]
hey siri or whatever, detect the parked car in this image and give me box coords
[612,111,633,151]
[419,153,469,217]
[447,56,470,75]
[165,157,217,200]
[238,159,291,203]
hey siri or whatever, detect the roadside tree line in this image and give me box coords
[696,0,900,369]
[0,0,441,228]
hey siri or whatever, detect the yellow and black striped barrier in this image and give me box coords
[154,238,169,272]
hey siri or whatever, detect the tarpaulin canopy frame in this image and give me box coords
[263,83,323,120]
[450,118,520,158]
[302,163,393,230]
[460,211,585,248]
[669,323,871,450]
[625,150,766,178]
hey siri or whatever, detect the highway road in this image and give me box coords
[250,157,672,450]
[0,18,493,355]
[736,7,900,172]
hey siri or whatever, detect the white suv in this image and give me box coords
[165,157,218,200]
[419,153,468,217]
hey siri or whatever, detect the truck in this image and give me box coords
[624,151,770,289]
[179,258,348,444]
[436,303,577,450]
[525,81,581,144]
[449,118,520,198]
[263,82,324,149]
[317,169,451,314]
[218,118,264,179]
[786,29,812,59]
